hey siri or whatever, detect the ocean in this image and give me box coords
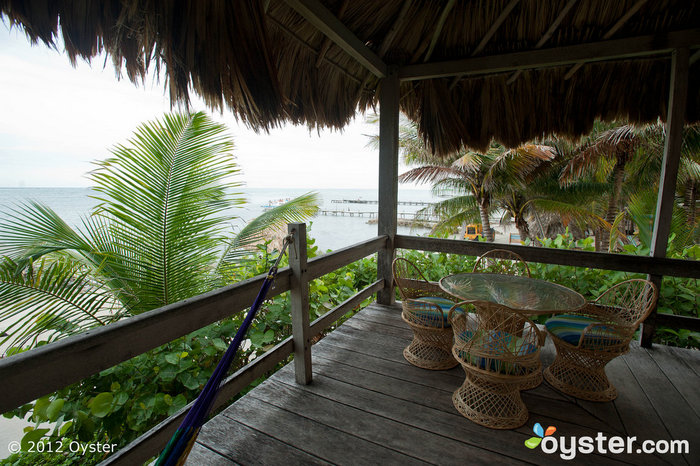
[0,187,440,252]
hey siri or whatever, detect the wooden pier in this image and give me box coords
[331,199,432,206]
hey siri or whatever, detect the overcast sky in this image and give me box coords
[0,24,391,189]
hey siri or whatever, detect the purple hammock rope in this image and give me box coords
[156,235,293,466]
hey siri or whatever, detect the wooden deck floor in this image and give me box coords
[188,303,700,465]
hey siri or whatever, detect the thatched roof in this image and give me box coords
[2,0,699,155]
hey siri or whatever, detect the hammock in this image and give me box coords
[155,235,293,466]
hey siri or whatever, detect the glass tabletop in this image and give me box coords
[439,273,586,314]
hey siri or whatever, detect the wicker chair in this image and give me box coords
[392,257,461,370]
[448,302,544,429]
[544,279,658,401]
[472,249,531,277]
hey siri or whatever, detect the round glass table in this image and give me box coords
[439,273,586,428]
[439,273,586,315]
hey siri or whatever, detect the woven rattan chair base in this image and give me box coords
[401,312,457,370]
[403,343,458,370]
[519,370,543,391]
[544,337,618,401]
[452,371,529,430]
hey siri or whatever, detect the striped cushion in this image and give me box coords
[545,314,620,346]
[412,296,463,327]
[457,330,537,374]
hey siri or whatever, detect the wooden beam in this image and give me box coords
[394,235,700,279]
[267,15,362,84]
[507,0,578,85]
[377,67,400,305]
[309,280,384,337]
[307,235,387,280]
[564,0,648,79]
[315,0,350,68]
[641,47,690,348]
[450,0,520,88]
[422,0,456,62]
[399,28,700,81]
[650,48,690,258]
[690,49,700,65]
[289,223,312,384]
[378,0,413,58]
[283,0,387,77]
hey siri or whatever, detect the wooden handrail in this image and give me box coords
[0,235,388,414]
[395,235,700,279]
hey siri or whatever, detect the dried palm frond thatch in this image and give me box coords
[1,0,698,151]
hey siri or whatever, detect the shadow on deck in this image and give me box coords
[188,302,699,465]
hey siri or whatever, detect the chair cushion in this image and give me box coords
[412,296,464,327]
[456,330,537,374]
[545,314,620,346]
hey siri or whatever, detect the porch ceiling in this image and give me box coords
[1,0,698,156]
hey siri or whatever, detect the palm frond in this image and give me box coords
[527,199,610,232]
[218,193,319,268]
[87,112,243,312]
[398,165,461,185]
[0,258,124,353]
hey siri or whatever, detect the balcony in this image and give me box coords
[189,302,698,465]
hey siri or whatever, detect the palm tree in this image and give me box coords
[562,121,700,251]
[560,121,663,251]
[400,142,556,241]
[0,112,319,352]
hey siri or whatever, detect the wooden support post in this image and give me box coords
[288,223,312,383]
[641,48,689,348]
[377,67,400,305]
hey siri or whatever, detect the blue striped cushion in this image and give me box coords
[412,296,463,327]
[457,330,537,373]
[545,314,620,346]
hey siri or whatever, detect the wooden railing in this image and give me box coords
[394,235,700,337]
[0,225,387,465]
[1,226,697,464]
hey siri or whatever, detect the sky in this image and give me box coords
[0,23,392,189]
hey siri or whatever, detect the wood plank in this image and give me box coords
[395,234,700,279]
[351,309,409,331]
[220,394,425,465]
[276,367,581,465]
[399,29,700,81]
[186,443,238,465]
[247,377,527,465]
[306,236,385,280]
[282,0,387,77]
[643,47,691,346]
[667,345,700,377]
[289,223,312,384]
[644,345,700,418]
[309,280,383,336]
[377,67,400,305]
[622,347,700,465]
[194,414,330,465]
[313,341,463,391]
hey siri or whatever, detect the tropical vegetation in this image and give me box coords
[0,112,319,352]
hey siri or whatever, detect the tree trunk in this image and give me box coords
[477,197,494,242]
[514,213,531,243]
[685,180,697,226]
[602,160,626,251]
